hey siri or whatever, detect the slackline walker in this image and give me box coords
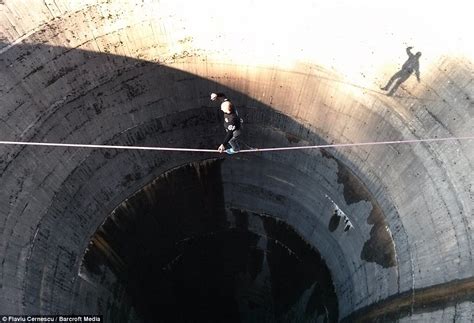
[0,136,472,153]
[211,92,243,155]
[2,92,472,153]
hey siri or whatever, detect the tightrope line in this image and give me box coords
[237,136,474,153]
[0,136,473,153]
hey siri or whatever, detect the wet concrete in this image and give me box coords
[322,150,397,268]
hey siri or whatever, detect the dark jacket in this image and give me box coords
[223,111,241,145]
[215,93,243,145]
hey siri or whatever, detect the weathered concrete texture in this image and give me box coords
[344,277,474,322]
[0,0,473,322]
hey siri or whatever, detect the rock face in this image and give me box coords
[0,1,472,322]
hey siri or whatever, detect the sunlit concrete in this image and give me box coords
[0,0,473,321]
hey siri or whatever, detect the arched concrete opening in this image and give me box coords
[0,1,472,322]
[80,160,339,322]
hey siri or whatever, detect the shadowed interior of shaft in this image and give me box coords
[81,160,339,322]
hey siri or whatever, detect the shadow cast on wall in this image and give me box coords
[0,41,395,321]
[380,47,422,96]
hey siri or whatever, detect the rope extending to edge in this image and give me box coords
[0,136,473,153]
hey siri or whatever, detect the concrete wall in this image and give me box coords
[0,0,472,321]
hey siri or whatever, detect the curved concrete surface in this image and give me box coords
[0,0,473,322]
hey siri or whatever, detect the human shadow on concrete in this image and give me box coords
[380,47,422,96]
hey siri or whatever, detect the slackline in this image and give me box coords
[0,136,473,153]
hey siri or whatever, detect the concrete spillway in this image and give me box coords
[0,1,473,322]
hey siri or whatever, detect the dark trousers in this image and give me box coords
[226,130,241,151]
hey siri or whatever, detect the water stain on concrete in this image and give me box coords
[321,149,397,268]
